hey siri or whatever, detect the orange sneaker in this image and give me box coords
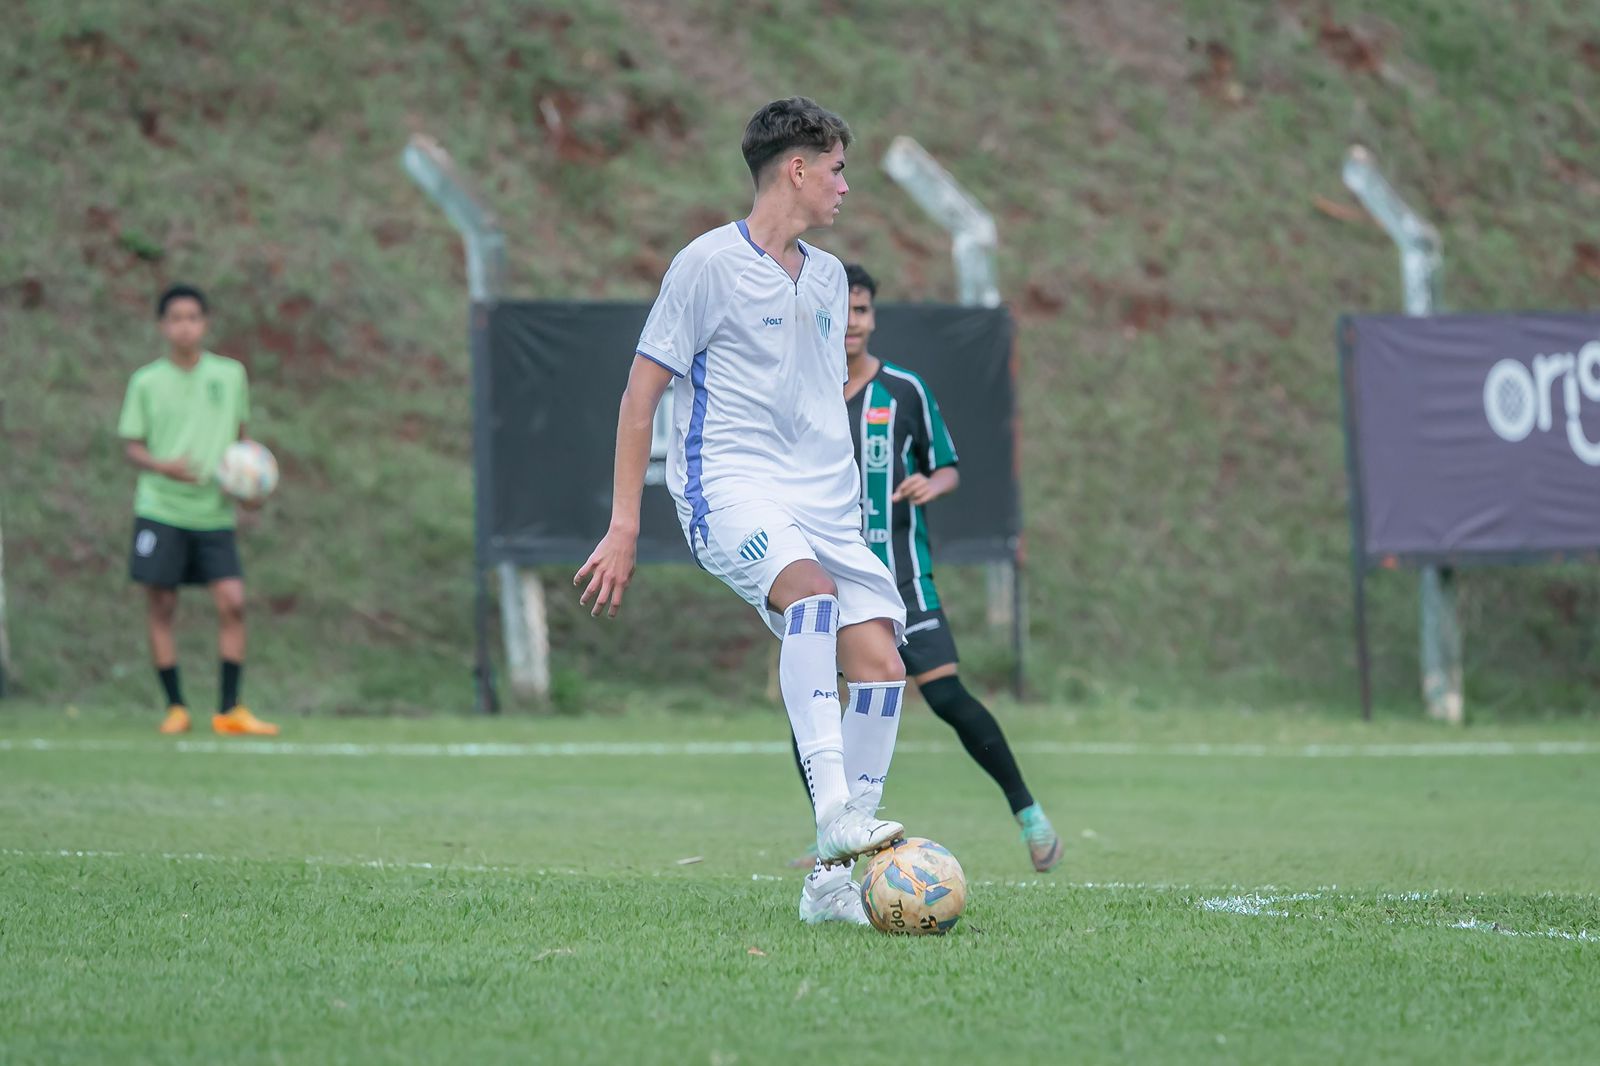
[159,705,191,734]
[212,706,279,736]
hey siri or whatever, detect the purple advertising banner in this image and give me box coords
[1342,313,1600,566]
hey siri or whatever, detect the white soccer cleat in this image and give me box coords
[798,872,870,925]
[816,796,903,867]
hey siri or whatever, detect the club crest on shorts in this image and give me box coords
[815,308,832,341]
[135,529,157,557]
[737,528,769,563]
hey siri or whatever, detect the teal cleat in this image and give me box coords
[1017,804,1063,872]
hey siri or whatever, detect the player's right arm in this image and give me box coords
[574,355,675,618]
[121,440,201,483]
[578,241,717,617]
[116,373,199,482]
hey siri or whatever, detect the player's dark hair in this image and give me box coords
[845,263,877,299]
[741,97,852,185]
[157,284,208,318]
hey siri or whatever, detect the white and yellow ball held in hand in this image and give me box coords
[217,440,279,503]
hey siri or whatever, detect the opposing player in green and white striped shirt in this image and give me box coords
[851,325,958,619]
[793,264,1061,872]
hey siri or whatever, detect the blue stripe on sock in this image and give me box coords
[788,604,806,636]
[881,686,901,718]
[854,687,872,715]
[814,599,833,634]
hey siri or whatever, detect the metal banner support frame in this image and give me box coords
[1342,145,1458,723]
[402,134,544,713]
[882,136,1025,698]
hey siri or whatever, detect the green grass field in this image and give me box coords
[5,702,1597,1064]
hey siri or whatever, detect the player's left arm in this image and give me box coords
[231,368,265,511]
[892,378,960,505]
[237,364,252,441]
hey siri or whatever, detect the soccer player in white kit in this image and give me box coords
[575,97,908,925]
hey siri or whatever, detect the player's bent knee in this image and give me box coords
[845,637,905,683]
[801,578,839,601]
[217,590,246,622]
[857,650,905,683]
[882,649,907,683]
[838,618,906,681]
[768,561,837,612]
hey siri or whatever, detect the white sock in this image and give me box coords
[806,858,852,887]
[779,595,848,826]
[843,680,906,810]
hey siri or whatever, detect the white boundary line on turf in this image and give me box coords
[9,847,1594,944]
[4,847,1150,889]
[1195,890,1597,943]
[4,737,1599,759]
[0,847,535,876]
[5,847,1072,887]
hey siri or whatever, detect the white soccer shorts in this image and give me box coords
[689,499,906,641]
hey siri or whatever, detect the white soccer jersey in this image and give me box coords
[636,221,859,553]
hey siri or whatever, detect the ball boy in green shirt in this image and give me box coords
[117,285,277,736]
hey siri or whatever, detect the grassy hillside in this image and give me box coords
[4,0,1599,717]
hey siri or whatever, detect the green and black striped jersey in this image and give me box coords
[845,360,959,612]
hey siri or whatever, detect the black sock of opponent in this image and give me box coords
[920,675,1035,814]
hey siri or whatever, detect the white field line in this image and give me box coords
[7,848,1593,943]
[2,847,1161,889]
[0,847,528,875]
[1195,890,1597,943]
[3,737,1598,759]
[1197,891,1326,917]
[2,847,1117,888]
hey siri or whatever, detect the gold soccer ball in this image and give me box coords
[859,837,967,935]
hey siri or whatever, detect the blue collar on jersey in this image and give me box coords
[736,219,808,260]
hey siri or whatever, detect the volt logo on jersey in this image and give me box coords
[815,308,832,340]
[762,316,783,327]
[737,528,769,562]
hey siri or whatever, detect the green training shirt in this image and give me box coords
[845,360,959,613]
[117,352,249,530]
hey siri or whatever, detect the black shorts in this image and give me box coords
[900,600,959,677]
[129,518,242,588]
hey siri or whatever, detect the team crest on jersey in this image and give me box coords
[815,308,832,341]
[737,528,770,563]
[865,406,892,425]
[864,437,892,470]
